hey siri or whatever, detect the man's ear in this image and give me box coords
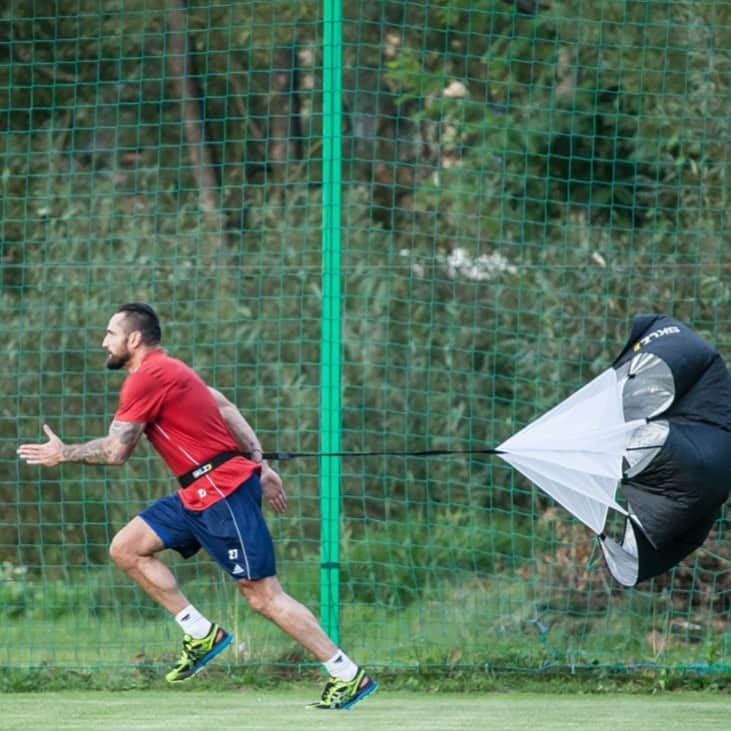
[127,330,143,349]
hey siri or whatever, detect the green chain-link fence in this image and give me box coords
[1,0,730,676]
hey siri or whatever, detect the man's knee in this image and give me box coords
[109,518,161,569]
[237,577,280,616]
[109,530,134,569]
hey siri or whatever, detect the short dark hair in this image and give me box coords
[116,303,162,344]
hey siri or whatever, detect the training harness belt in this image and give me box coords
[178,451,243,488]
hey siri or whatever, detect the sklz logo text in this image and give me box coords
[192,462,213,479]
[633,325,681,351]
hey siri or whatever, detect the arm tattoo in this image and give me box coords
[110,420,144,446]
[62,438,114,464]
[61,421,144,465]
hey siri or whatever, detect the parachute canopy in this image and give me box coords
[498,314,731,586]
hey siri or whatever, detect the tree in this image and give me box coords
[165,0,225,245]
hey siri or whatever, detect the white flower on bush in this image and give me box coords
[1,561,28,581]
[400,247,516,281]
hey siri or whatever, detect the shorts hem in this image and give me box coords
[138,513,172,548]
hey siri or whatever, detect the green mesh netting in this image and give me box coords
[1,0,729,674]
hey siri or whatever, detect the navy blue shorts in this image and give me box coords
[139,473,276,580]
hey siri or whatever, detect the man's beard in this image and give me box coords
[106,351,131,370]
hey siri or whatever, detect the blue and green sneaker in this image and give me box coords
[309,667,378,710]
[165,624,232,683]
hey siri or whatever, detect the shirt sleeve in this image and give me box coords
[115,371,166,423]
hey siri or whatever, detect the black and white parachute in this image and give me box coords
[497,314,731,586]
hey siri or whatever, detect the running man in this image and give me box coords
[17,302,377,710]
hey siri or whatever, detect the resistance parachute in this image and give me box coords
[498,314,731,586]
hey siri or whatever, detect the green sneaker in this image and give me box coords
[165,624,232,683]
[309,667,378,710]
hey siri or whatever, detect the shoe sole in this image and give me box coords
[167,632,233,683]
[340,679,378,710]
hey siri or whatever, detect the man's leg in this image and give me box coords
[109,516,190,615]
[110,516,231,682]
[237,576,377,709]
[236,575,337,661]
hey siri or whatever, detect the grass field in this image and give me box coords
[4,571,724,671]
[1,689,728,731]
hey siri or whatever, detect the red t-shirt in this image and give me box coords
[114,349,259,510]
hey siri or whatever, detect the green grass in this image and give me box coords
[1,689,729,731]
[2,568,728,672]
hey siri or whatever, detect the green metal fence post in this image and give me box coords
[319,0,343,645]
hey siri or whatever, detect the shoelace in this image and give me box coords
[320,679,338,701]
[177,636,208,665]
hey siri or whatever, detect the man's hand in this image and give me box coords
[260,463,287,513]
[17,424,65,467]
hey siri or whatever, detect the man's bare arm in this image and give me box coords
[208,387,263,461]
[208,387,287,513]
[18,421,145,467]
[61,421,145,464]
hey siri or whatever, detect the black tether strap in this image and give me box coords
[178,442,663,480]
[255,448,503,462]
[252,443,662,462]
[178,448,502,486]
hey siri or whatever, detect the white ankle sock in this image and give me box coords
[174,605,213,639]
[324,650,358,682]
